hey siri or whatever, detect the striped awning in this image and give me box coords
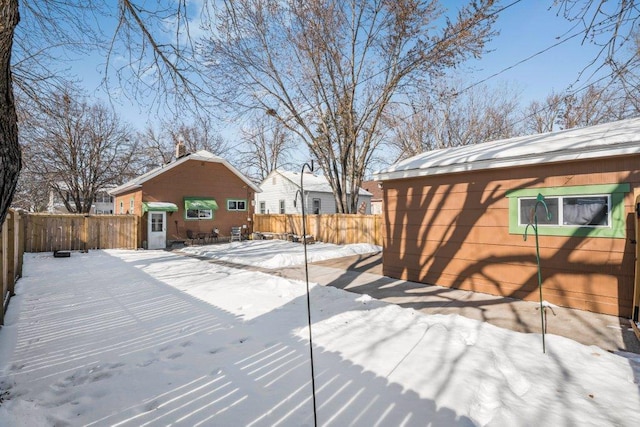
[184,198,219,211]
[142,202,179,213]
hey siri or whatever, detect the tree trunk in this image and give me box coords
[0,0,21,225]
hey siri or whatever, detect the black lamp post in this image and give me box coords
[297,160,317,426]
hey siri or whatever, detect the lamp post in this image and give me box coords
[296,160,317,426]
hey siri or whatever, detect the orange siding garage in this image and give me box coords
[375,118,640,317]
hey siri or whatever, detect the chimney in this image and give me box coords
[176,138,186,159]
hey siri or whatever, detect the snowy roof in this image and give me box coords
[374,117,640,181]
[272,170,372,196]
[110,150,261,195]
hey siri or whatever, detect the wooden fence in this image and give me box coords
[253,213,383,246]
[1,209,25,325]
[24,214,139,252]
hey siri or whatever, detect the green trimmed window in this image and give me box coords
[227,199,247,211]
[506,183,630,238]
[184,197,218,220]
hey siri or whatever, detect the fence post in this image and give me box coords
[0,217,7,325]
[6,210,15,296]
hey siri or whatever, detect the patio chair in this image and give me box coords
[208,228,219,243]
[230,226,242,242]
[187,229,205,245]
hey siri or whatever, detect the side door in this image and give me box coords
[147,211,167,250]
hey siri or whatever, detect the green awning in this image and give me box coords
[142,202,179,213]
[184,198,219,211]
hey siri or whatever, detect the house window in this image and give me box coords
[506,183,630,238]
[259,201,266,214]
[227,199,247,211]
[184,197,218,220]
[279,200,285,214]
[130,198,135,214]
[119,201,124,214]
[312,198,321,214]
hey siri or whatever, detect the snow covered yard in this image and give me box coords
[0,242,638,426]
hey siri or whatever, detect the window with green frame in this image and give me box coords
[506,183,630,238]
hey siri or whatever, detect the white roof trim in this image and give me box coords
[110,150,261,195]
[374,117,640,181]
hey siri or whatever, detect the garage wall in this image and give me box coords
[382,155,640,317]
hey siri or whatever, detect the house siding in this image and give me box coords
[382,155,640,317]
[256,171,373,214]
[256,173,301,214]
[116,159,254,245]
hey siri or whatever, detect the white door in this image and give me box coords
[147,211,167,249]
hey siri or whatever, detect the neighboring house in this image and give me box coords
[109,149,261,250]
[361,180,383,215]
[255,169,372,215]
[47,186,114,214]
[373,117,640,318]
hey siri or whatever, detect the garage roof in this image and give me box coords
[374,117,640,181]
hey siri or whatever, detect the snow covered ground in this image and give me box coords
[0,241,638,426]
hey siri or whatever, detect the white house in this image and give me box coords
[256,170,372,215]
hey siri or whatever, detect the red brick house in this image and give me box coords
[109,150,260,249]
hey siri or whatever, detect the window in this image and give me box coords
[130,198,135,214]
[227,199,247,211]
[507,183,630,239]
[259,201,266,214]
[184,198,218,220]
[186,208,213,219]
[151,213,163,232]
[279,200,285,214]
[312,198,321,214]
[518,195,609,227]
[119,201,124,214]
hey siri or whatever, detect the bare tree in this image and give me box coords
[554,1,640,95]
[386,80,519,161]
[522,84,630,134]
[201,0,498,213]
[0,0,210,224]
[522,92,563,135]
[0,0,20,224]
[19,86,136,213]
[238,116,294,182]
[137,116,231,171]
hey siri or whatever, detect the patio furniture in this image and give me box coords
[187,229,206,245]
[208,228,219,243]
[230,226,242,242]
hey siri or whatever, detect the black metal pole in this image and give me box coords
[299,161,317,426]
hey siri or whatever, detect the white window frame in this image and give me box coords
[259,201,266,214]
[517,194,611,228]
[227,199,247,211]
[279,200,285,214]
[186,208,213,220]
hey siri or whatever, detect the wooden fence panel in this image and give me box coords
[1,209,24,325]
[253,213,383,246]
[24,214,139,252]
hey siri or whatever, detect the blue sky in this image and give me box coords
[70,1,616,132]
[465,1,610,103]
